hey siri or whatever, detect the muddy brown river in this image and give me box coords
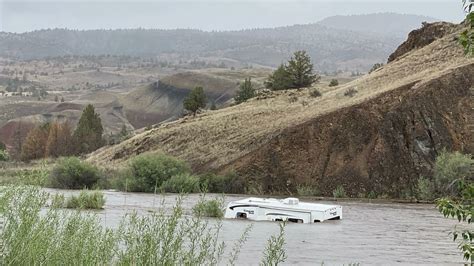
[47,189,465,265]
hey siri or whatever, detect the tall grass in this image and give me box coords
[0,186,288,265]
[333,185,347,198]
[65,190,106,209]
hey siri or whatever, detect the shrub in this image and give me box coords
[333,185,347,198]
[0,149,9,161]
[0,186,116,265]
[296,185,320,197]
[329,79,339,87]
[288,95,298,103]
[49,157,101,189]
[416,177,435,200]
[160,173,200,193]
[65,190,105,209]
[192,198,224,218]
[309,89,322,98]
[199,172,246,194]
[126,153,190,192]
[369,63,384,74]
[434,150,473,197]
[234,77,256,104]
[367,191,377,199]
[261,222,287,266]
[344,88,358,97]
[0,141,6,151]
[460,12,474,56]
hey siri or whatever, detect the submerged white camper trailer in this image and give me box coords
[224,197,342,224]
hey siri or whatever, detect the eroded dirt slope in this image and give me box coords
[222,65,473,196]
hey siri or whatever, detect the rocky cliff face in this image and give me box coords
[220,64,473,196]
[388,22,456,63]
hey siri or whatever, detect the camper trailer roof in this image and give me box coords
[229,197,340,212]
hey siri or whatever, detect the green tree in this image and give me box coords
[234,77,256,104]
[183,87,207,116]
[264,64,292,91]
[286,50,320,88]
[437,180,474,263]
[74,104,104,154]
[460,12,474,56]
[265,51,319,90]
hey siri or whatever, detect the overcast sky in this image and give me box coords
[0,0,467,33]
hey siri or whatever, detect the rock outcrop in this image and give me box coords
[388,22,456,63]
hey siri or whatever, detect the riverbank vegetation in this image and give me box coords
[65,190,106,209]
[415,150,473,201]
[0,150,471,201]
[0,186,287,265]
[192,198,224,218]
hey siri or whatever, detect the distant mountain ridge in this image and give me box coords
[0,13,434,71]
[317,13,438,38]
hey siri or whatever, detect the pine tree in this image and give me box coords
[73,104,104,154]
[183,87,207,116]
[286,50,320,88]
[264,64,292,90]
[234,77,256,104]
[21,123,50,161]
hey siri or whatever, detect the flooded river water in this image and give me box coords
[47,189,464,265]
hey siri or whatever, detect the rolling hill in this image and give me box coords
[89,21,474,197]
[317,13,437,38]
[0,14,434,71]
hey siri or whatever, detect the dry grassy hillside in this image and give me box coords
[90,22,473,195]
[118,70,255,128]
